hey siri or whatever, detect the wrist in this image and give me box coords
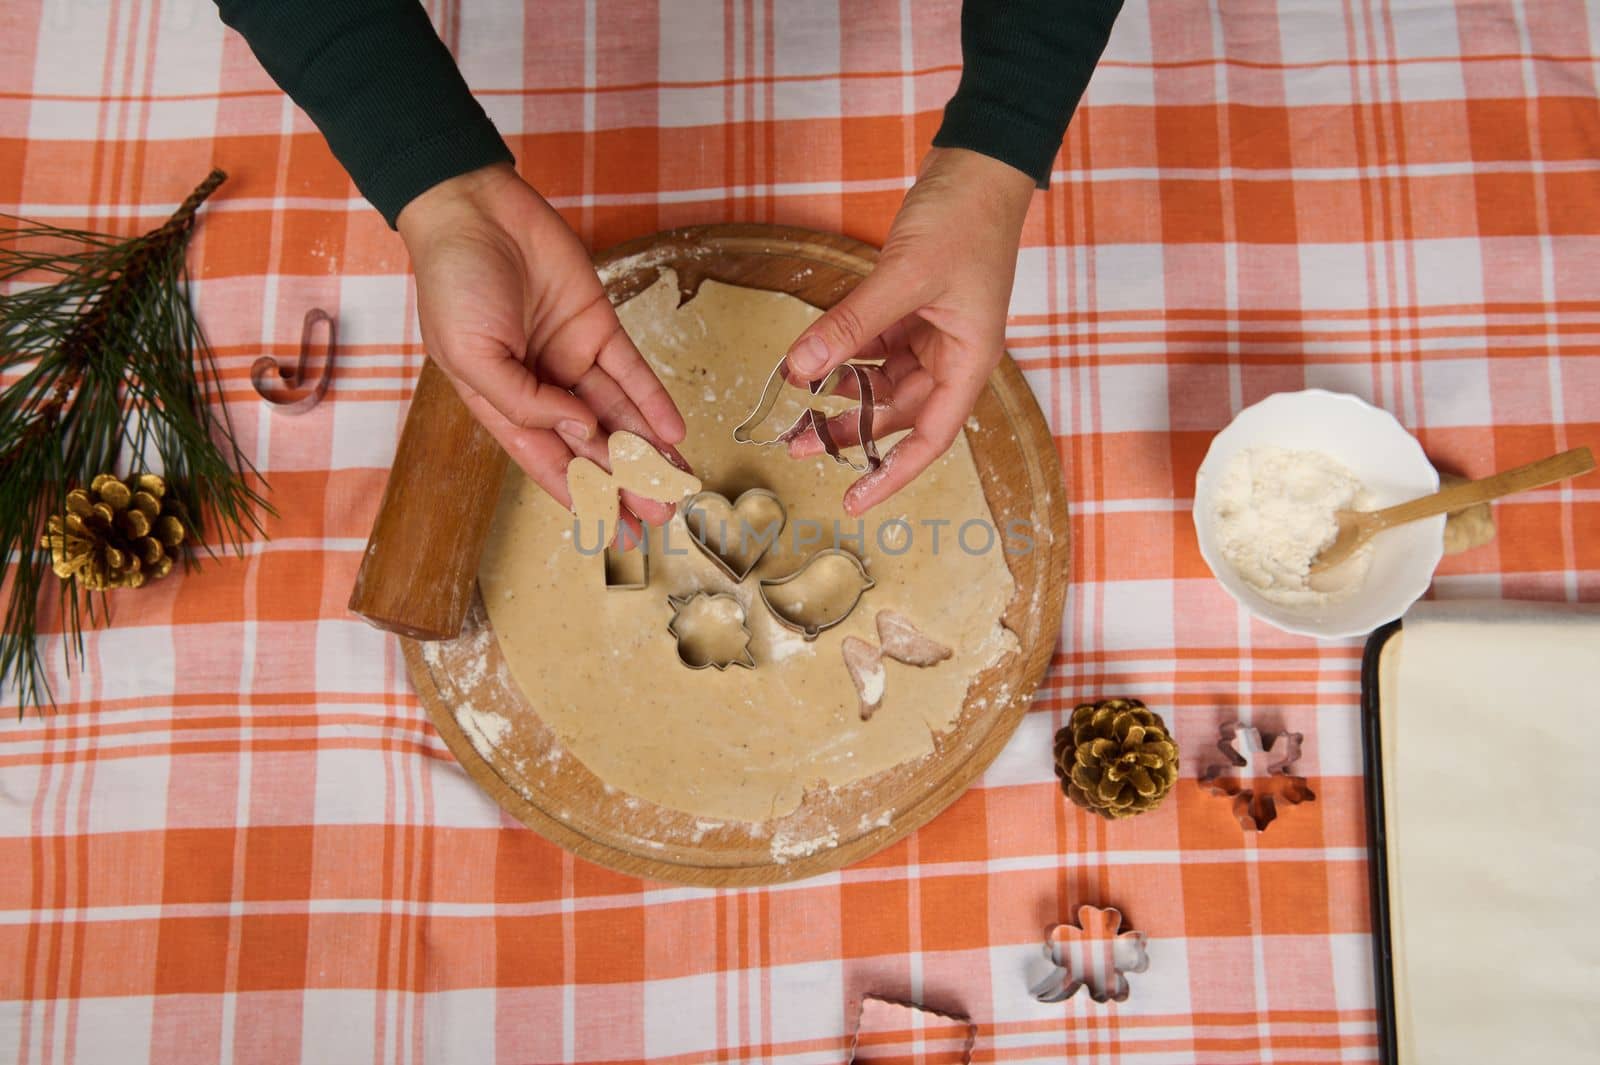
[917,147,1035,232]
[396,162,522,249]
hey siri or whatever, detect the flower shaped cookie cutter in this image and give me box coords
[666,591,756,671]
[732,356,883,473]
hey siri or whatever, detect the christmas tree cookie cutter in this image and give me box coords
[1029,904,1150,1004]
[1200,721,1316,832]
[682,488,787,582]
[733,356,882,473]
[757,548,875,640]
[666,592,755,670]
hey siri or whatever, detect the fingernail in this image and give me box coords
[558,419,592,441]
[789,335,828,377]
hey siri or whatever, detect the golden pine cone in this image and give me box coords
[39,473,188,592]
[1054,698,1180,820]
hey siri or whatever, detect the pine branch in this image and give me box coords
[1,169,272,717]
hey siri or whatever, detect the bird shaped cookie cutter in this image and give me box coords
[757,548,876,641]
[732,356,882,473]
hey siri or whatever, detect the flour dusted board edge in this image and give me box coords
[402,225,1071,886]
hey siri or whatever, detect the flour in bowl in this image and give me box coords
[1214,447,1376,608]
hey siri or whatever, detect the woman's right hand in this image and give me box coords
[396,163,688,534]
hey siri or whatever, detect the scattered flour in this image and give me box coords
[858,660,886,705]
[1213,446,1376,608]
[455,703,512,760]
[769,825,840,863]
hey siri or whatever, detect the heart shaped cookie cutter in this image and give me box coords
[682,488,787,583]
[732,357,882,473]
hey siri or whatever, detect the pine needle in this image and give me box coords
[1,170,272,717]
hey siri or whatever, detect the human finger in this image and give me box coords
[442,336,597,438]
[788,364,933,458]
[840,380,978,514]
[595,322,687,444]
[783,261,930,380]
[554,423,676,528]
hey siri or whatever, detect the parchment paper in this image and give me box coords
[1380,599,1600,1063]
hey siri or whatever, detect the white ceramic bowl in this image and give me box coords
[1192,389,1443,640]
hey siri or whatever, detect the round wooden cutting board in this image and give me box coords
[403,224,1070,886]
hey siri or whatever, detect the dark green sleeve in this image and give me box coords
[933,0,1124,187]
[215,0,513,228]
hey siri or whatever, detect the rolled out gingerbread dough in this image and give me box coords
[477,270,1018,822]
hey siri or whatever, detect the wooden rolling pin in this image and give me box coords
[347,358,507,639]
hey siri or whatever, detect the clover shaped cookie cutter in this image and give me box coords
[732,356,882,473]
[1029,905,1149,1005]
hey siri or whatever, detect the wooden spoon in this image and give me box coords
[1310,446,1595,573]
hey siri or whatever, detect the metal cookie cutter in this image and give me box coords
[252,308,336,415]
[1199,721,1316,832]
[602,542,650,591]
[850,994,975,1064]
[682,487,787,583]
[732,356,882,473]
[666,592,756,671]
[1029,905,1150,1005]
[757,548,875,641]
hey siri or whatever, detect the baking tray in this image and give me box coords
[1359,619,1402,1065]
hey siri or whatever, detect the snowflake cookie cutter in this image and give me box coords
[681,487,787,583]
[666,591,755,671]
[1029,905,1150,1005]
[732,356,882,473]
[1199,721,1317,832]
[849,994,975,1065]
[757,547,875,641]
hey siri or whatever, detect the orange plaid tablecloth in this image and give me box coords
[3,1,1597,1062]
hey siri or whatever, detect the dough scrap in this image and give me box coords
[877,610,953,667]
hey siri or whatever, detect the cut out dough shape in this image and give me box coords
[480,271,1018,821]
[565,432,703,549]
[566,457,619,547]
[609,431,702,502]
